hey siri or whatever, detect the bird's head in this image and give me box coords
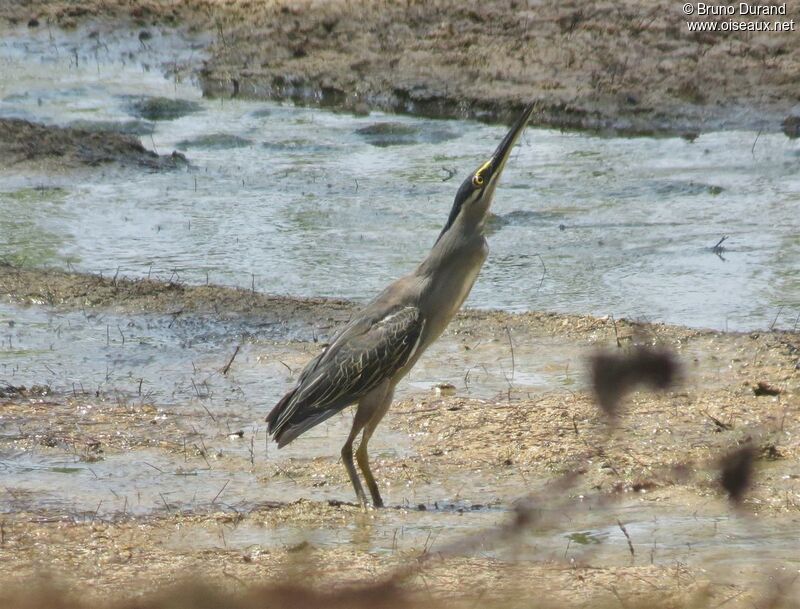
[437,103,535,242]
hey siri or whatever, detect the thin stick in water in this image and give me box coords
[212,479,230,504]
[222,345,240,376]
[617,519,635,560]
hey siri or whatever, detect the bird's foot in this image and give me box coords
[355,495,384,511]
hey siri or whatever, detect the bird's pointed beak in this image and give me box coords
[482,103,535,184]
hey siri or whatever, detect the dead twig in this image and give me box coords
[222,345,240,376]
[617,519,635,560]
[504,326,515,382]
[212,479,230,504]
[533,253,547,293]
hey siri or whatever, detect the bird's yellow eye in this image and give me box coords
[471,160,492,188]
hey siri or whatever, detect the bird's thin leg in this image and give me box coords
[356,387,394,508]
[342,406,372,507]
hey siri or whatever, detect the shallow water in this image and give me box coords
[1,26,799,332]
[0,298,557,519]
[167,500,800,583]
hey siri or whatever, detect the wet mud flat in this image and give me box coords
[1,267,799,607]
[0,264,354,322]
[1,0,799,134]
[0,118,188,173]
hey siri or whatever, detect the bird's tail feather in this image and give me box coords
[273,406,341,448]
[266,387,296,435]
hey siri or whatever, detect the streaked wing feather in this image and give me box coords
[267,306,424,443]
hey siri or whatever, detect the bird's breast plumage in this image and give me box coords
[413,236,488,355]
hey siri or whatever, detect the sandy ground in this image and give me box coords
[1,0,799,134]
[1,267,799,607]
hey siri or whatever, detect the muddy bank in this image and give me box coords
[0,264,699,339]
[0,506,748,609]
[0,118,188,172]
[197,0,800,134]
[0,263,354,323]
[2,1,799,134]
[3,263,799,355]
[1,266,799,605]
[2,266,798,514]
[1,506,791,609]
[1,384,798,607]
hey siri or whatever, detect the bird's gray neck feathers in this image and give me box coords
[416,213,488,279]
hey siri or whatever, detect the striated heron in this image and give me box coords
[267,104,535,507]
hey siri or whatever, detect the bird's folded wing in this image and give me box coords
[268,306,425,441]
